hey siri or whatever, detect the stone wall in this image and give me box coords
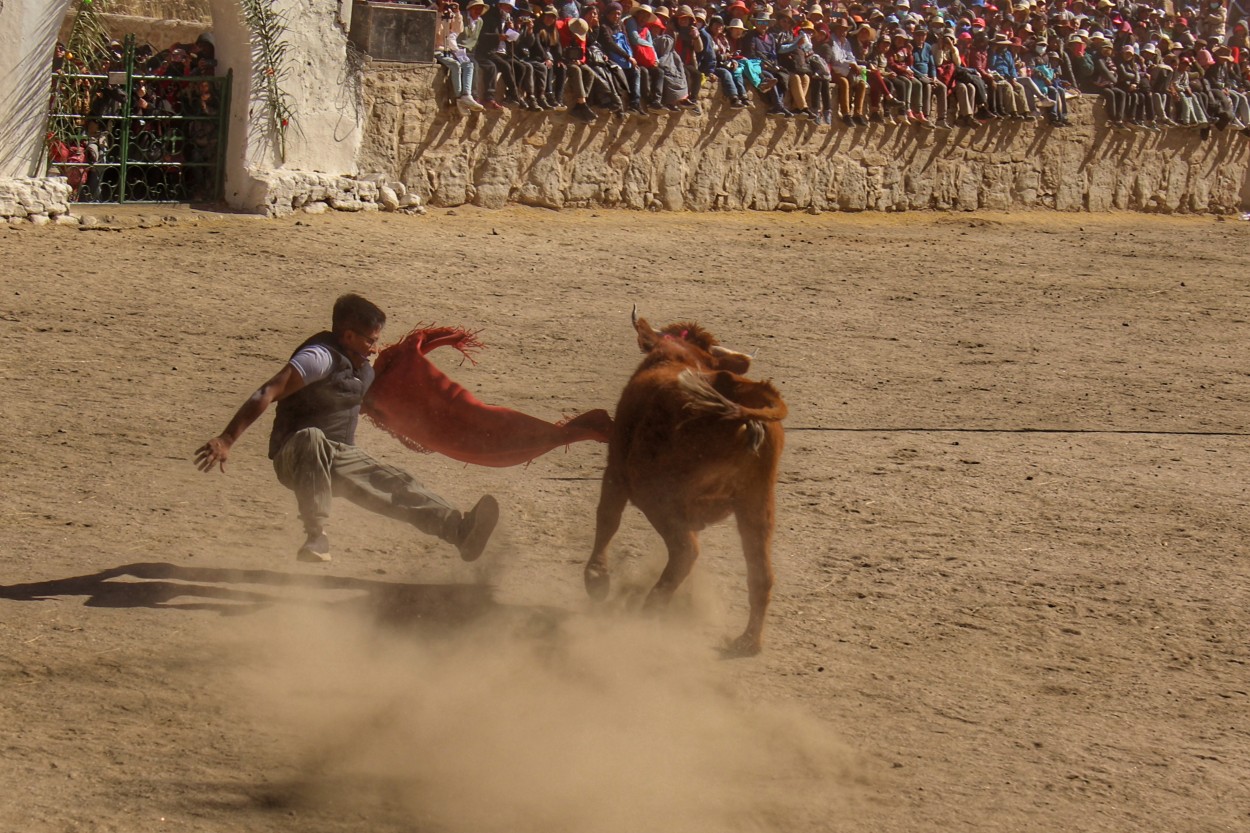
[359,64,1250,214]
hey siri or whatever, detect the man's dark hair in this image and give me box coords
[332,294,386,334]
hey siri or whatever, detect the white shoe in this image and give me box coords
[455,97,470,114]
[461,95,485,112]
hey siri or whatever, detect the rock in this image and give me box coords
[27,214,50,226]
[79,215,101,227]
[379,186,400,211]
[303,201,330,214]
[329,197,364,212]
[54,214,80,226]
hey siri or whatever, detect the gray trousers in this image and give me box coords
[273,427,460,541]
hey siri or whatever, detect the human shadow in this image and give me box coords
[0,562,563,635]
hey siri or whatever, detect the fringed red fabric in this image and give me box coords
[362,326,613,467]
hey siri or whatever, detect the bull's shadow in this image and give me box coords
[0,562,565,636]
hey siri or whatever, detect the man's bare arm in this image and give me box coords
[195,364,305,473]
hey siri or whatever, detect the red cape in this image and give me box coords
[363,327,612,467]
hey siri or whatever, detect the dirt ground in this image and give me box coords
[1,206,1247,833]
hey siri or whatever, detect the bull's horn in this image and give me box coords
[711,345,751,360]
[631,304,638,326]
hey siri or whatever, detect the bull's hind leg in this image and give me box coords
[729,502,776,657]
[585,466,628,601]
[643,526,700,610]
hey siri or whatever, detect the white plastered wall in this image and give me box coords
[0,0,75,178]
[0,0,363,207]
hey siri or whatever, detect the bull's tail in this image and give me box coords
[676,369,787,451]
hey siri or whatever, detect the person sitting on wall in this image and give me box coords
[537,5,569,108]
[474,0,524,107]
[435,0,485,111]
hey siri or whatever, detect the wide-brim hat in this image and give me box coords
[676,4,695,19]
[542,4,558,14]
[753,14,771,25]
[993,33,1012,44]
[727,17,747,29]
[633,3,656,18]
[468,0,486,8]
[569,17,590,38]
[655,5,672,18]
[799,19,816,29]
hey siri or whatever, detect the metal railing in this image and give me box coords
[44,35,231,204]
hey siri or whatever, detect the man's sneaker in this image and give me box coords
[461,95,485,111]
[456,495,499,562]
[298,531,331,563]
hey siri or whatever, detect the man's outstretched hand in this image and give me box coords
[195,436,232,473]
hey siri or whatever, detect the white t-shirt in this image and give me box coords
[288,344,335,385]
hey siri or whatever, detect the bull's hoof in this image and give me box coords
[721,633,763,659]
[583,564,611,601]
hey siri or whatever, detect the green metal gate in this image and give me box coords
[44,35,231,204]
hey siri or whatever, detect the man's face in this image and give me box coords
[343,325,383,364]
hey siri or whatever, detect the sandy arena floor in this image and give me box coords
[1,207,1248,833]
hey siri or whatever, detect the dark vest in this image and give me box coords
[268,331,375,459]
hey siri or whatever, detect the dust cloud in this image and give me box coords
[231,592,865,833]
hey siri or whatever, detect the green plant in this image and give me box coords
[240,0,296,162]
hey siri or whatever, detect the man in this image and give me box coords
[195,294,499,564]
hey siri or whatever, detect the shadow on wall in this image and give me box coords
[359,64,1250,214]
[0,0,73,177]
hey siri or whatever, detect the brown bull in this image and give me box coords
[585,310,788,656]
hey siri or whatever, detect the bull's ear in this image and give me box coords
[635,316,661,352]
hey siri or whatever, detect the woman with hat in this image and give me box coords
[1113,42,1156,129]
[1081,34,1129,127]
[471,0,524,108]
[1140,42,1180,128]
[536,6,568,109]
[741,13,794,115]
[1204,44,1250,131]
[709,16,752,108]
[819,15,868,124]
[935,29,978,126]
[627,4,667,109]
[673,5,707,111]
[561,16,603,122]
[987,32,1030,118]
[434,0,485,112]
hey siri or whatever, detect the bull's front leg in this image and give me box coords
[585,466,628,601]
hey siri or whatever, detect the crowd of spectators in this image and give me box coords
[49,34,223,200]
[429,0,1250,133]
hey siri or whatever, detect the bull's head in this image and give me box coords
[631,305,753,374]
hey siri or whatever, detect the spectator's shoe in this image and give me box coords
[572,103,597,123]
[664,103,681,112]
[821,111,833,126]
[455,97,471,114]
[456,495,499,562]
[935,119,953,130]
[629,102,650,118]
[868,111,883,123]
[502,95,523,108]
[483,99,505,111]
[840,113,854,127]
[461,95,485,111]
[678,98,698,108]
[297,531,331,563]
[853,114,869,126]
[730,98,746,109]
